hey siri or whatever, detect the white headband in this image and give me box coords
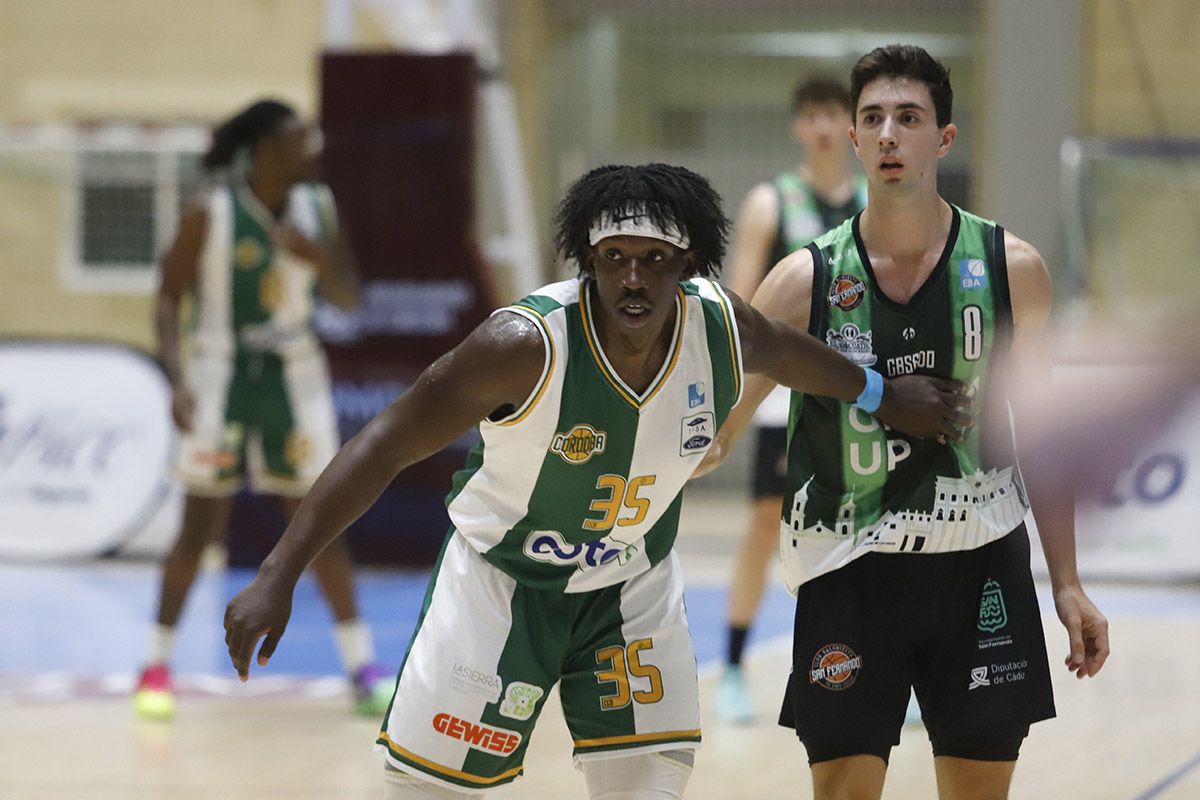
[588,208,690,250]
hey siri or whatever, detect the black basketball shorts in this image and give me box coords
[752,426,789,498]
[779,525,1056,764]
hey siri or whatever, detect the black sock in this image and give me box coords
[727,625,749,666]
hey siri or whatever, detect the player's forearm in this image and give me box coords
[314,246,359,310]
[766,320,866,403]
[1028,479,1081,593]
[154,294,184,386]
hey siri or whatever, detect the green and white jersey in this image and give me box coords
[781,205,1028,590]
[192,182,337,361]
[446,277,744,593]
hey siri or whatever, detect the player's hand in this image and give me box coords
[875,375,973,441]
[1054,583,1109,678]
[170,384,196,432]
[273,224,327,268]
[223,574,295,682]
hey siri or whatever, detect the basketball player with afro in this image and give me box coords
[224,163,970,798]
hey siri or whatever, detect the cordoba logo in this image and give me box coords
[550,424,607,464]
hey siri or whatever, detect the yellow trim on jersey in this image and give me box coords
[495,305,556,427]
[709,282,743,405]
[572,728,702,750]
[377,732,525,786]
[579,283,685,411]
[639,287,686,407]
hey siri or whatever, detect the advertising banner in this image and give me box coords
[0,341,175,561]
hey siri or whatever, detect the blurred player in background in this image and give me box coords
[221,163,970,798]
[134,98,391,720]
[714,76,868,724]
[701,45,1109,799]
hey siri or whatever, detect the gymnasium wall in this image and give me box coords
[2,1,1199,346]
[1077,0,1200,322]
[0,0,324,349]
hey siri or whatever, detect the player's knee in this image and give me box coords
[382,762,477,799]
[581,749,694,800]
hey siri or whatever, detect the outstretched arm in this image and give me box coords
[1006,232,1109,679]
[698,249,971,477]
[736,295,970,440]
[223,311,546,679]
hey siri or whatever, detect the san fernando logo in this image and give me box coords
[809,643,863,691]
[828,274,866,311]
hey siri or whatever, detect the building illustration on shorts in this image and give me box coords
[785,467,1027,554]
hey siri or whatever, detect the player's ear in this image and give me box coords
[937,123,958,158]
[582,247,598,278]
[679,248,697,278]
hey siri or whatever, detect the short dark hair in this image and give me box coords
[792,76,852,114]
[850,44,953,128]
[554,163,729,279]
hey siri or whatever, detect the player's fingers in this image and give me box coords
[234,630,268,682]
[223,610,262,681]
[257,627,284,667]
[1086,623,1111,677]
[932,378,971,402]
[1065,617,1085,673]
[941,397,976,424]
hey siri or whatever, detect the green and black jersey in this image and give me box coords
[780,205,1029,591]
[769,171,869,267]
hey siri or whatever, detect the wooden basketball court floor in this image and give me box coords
[2,492,1198,800]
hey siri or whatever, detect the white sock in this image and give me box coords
[333,619,376,674]
[147,624,175,666]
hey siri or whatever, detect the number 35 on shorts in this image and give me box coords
[594,638,664,710]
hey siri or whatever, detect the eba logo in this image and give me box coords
[958,258,989,290]
[828,274,866,311]
[550,424,607,464]
[809,643,863,691]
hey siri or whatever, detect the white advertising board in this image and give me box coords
[0,342,176,561]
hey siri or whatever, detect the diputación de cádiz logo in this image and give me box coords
[550,424,607,464]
